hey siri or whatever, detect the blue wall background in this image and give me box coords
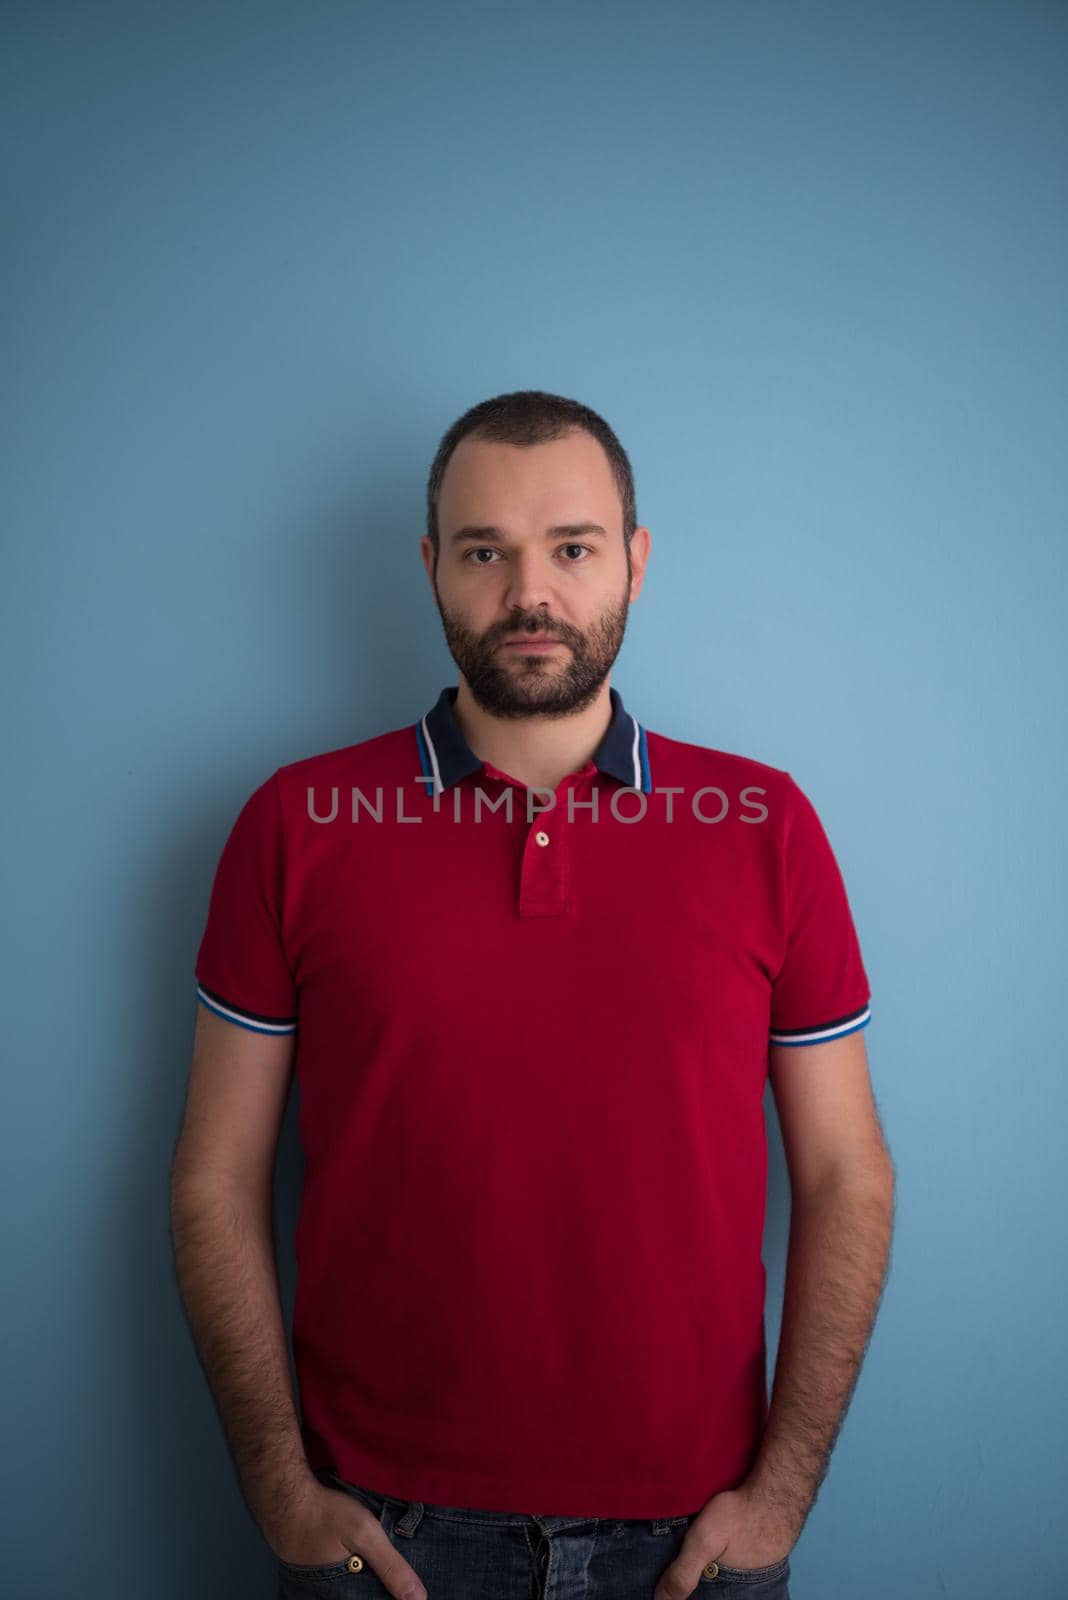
[3,3,1065,1596]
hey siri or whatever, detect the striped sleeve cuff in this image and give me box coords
[195,981,298,1035]
[769,1001,871,1047]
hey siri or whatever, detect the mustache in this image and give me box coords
[493,623,569,641]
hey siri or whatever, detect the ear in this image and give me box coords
[627,526,652,601]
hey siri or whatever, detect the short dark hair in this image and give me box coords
[425,389,637,561]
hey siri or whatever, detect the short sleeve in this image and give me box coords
[193,770,298,1035]
[768,775,871,1047]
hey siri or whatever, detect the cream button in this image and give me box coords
[535,831,550,846]
[702,1561,719,1579]
[345,1555,364,1573]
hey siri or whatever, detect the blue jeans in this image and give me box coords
[276,1468,793,1598]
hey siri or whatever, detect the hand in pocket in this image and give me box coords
[270,1477,427,1598]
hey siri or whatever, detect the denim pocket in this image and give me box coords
[277,1551,393,1599]
[701,1554,791,1587]
[277,1553,361,1580]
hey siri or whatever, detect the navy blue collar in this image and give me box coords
[415,684,651,795]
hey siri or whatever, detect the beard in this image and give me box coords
[432,569,632,721]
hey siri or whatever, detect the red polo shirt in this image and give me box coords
[193,684,871,1517]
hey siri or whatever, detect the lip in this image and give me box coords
[502,637,562,650]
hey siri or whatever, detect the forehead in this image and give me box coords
[438,429,620,530]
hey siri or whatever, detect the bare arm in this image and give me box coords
[747,1031,896,1534]
[169,1004,312,1540]
[746,1170,895,1536]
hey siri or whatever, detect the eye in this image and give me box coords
[460,547,591,566]
[462,545,593,565]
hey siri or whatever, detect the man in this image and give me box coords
[171,390,894,1600]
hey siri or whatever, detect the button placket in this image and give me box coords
[519,808,568,916]
[478,760,592,918]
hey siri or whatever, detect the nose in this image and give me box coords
[501,547,558,614]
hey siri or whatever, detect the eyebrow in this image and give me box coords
[447,522,609,546]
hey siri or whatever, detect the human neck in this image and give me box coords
[451,680,612,792]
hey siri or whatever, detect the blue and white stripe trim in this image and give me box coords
[196,981,298,1035]
[416,684,652,796]
[769,1002,871,1047]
